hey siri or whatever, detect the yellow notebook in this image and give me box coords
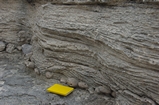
[47,84,74,96]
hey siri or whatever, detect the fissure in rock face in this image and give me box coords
[0,0,159,105]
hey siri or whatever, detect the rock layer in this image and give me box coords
[31,3,159,104]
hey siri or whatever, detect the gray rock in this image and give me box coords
[45,72,53,79]
[0,41,5,51]
[67,78,78,87]
[78,82,88,89]
[6,43,15,53]
[22,44,32,54]
[95,86,111,95]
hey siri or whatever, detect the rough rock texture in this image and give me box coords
[31,2,159,105]
[0,0,159,105]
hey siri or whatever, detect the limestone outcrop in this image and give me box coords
[31,3,159,104]
[0,0,159,104]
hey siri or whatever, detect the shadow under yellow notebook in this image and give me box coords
[47,84,74,96]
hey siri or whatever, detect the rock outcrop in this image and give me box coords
[31,2,159,104]
[0,0,159,105]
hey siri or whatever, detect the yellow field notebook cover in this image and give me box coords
[47,84,74,96]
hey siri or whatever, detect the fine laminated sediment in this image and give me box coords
[31,3,159,104]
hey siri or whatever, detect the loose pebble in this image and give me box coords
[45,72,53,79]
[22,44,32,54]
[78,82,88,89]
[67,78,78,87]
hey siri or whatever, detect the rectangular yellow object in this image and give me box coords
[47,84,74,96]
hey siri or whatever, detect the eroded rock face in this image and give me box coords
[0,0,159,105]
[31,3,159,104]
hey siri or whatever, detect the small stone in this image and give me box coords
[6,43,15,53]
[0,41,5,51]
[22,44,32,54]
[78,82,88,89]
[34,68,40,75]
[25,61,35,69]
[95,86,111,94]
[111,91,116,98]
[67,78,78,87]
[60,77,67,83]
[45,72,53,79]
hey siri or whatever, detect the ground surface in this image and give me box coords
[0,54,113,105]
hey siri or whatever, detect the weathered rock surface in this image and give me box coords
[31,2,159,105]
[0,0,159,105]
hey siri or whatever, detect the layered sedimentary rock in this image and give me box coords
[30,2,159,105]
[0,0,159,104]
